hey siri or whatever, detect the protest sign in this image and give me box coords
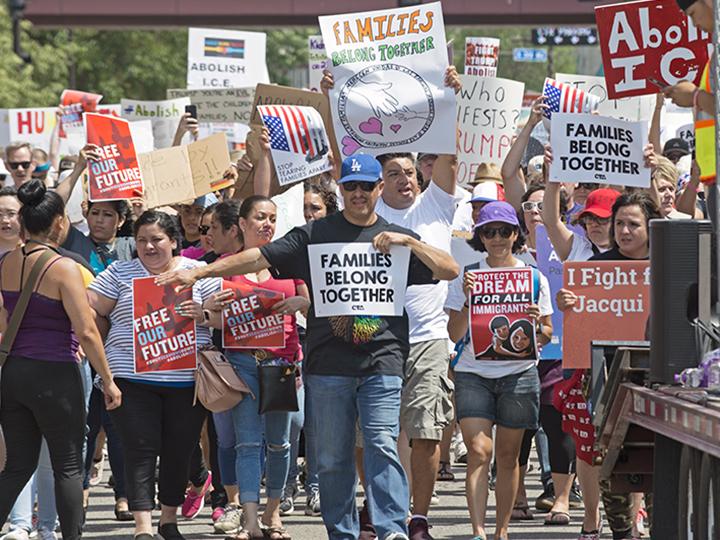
[308,36,330,93]
[595,0,711,99]
[128,120,155,154]
[7,107,57,149]
[543,78,600,120]
[468,268,538,361]
[563,261,650,368]
[676,123,695,152]
[308,243,410,317]
[272,183,306,240]
[319,2,456,157]
[549,113,649,188]
[456,75,524,185]
[555,73,654,123]
[120,97,190,149]
[222,280,285,349]
[464,37,500,77]
[166,87,255,124]
[132,277,197,373]
[258,105,332,186]
[60,90,102,137]
[187,28,269,89]
[85,113,143,202]
[187,132,233,193]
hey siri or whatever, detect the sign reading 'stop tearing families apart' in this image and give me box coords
[468,268,538,362]
[318,2,456,158]
[222,280,286,349]
[85,113,143,202]
[132,277,197,374]
[549,113,649,188]
[308,243,410,317]
[594,0,711,99]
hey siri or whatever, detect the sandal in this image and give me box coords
[437,461,455,481]
[262,527,291,540]
[227,530,263,540]
[510,503,534,520]
[544,510,571,525]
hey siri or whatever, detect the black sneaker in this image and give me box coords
[279,482,298,516]
[535,483,555,511]
[569,482,583,508]
[158,523,185,540]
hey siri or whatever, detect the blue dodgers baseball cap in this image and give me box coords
[338,154,382,184]
[191,193,219,208]
[474,201,520,229]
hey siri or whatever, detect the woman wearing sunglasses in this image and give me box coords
[446,201,553,540]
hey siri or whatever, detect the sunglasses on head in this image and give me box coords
[199,225,210,235]
[7,161,31,170]
[342,181,376,192]
[577,183,600,190]
[521,201,543,212]
[479,224,516,239]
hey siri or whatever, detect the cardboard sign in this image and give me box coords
[468,268,538,361]
[258,105,332,186]
[132,277,197,373]
[549,113,649,188]
[308,243,411,317]
[166,87,255,124]
[120,97,191,149]
[464,37,500,77]
[187,28,269,89]
[595,0,711,99]
[85,113,143,202]
[187,132,234,193]
[222,280,286,349]
[308,36,330,93]
[60,90,102,137]
[555,73,654,123]
[319,2,456,157]
[456,75,524,185]
[563,261,650,368]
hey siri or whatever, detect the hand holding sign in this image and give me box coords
[372,231,412,254]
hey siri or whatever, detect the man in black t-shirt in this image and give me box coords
[158,154,459,540]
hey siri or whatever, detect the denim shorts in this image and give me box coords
[455,367,540,430]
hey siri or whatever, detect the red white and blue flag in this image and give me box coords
[543,78,600,119]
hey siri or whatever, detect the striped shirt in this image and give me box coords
[89,257,220,384]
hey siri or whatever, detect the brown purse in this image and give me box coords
[194,346,254,412]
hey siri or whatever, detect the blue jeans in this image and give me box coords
[226,352,291,504]
[305,374,408,540]
[213,409,237,487]
[286,384,319,495]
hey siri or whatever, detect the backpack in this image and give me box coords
[194,346,254,412]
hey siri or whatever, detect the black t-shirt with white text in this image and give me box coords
[589,246,648,261]
[259,212,435,377]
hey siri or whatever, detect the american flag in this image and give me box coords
[258,105,316,156]
[543,78,600,119]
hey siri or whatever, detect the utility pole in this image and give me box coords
[8,0,31,63]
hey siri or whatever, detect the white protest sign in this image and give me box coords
[272,182,306,240]
[121,97,191,149]
[549,113,650,188]
[319,2,456,158]
[166,88,255,124]
[257,105,332,186]
[456,75,524,185]
[128,120,155,154]
[187,28,269,89]
[308,243,410,317]
[7,107,57,149]
[464,37,500,77]
[308,36,330,93]
[555,73,654,123]
[676,123,695,152]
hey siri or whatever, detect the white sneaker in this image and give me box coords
[35,529,57,540]
[1,529,31,540]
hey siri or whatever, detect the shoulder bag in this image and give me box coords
[194,346,254,413]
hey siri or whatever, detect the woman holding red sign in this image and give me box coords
[446,201,553,540]
[87,210,220,540]
[202,195,309,540]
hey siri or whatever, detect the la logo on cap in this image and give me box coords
[351,159,362,172]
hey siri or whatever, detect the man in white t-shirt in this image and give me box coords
[374,150,457,540]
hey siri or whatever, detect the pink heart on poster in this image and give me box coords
[390,124,402,133]
[359,117,383,135]
[341,136,361,156]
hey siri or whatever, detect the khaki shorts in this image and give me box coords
[400,339,454,441]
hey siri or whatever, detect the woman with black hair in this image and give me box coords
[0,180,121,540]
[85,200,135,274]
[87,210,220,540]
[446,201,553,540]
[494,319,536,359]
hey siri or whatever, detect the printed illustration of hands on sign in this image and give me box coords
[351,79,400,118]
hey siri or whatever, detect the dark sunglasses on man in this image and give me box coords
[342,181,376,192]
[7,161,31,170]
[479,225,516,239]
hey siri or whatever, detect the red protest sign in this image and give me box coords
[60,89,102,137]
[85,113,143,202]
[222,280,285,349]
[132,277,197,373]
[562,261,650,368]
[469,268,538,361]
[595,0,710,99]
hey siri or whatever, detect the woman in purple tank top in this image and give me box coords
[0,180,121,540]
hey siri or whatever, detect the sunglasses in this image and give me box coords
[480,225,516,239]
[577,183,600,190]
[580,215,611,226]
[521,201,543,212]
[342,181,376,192]
[7,161,31,170]
[199,225,210,235]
